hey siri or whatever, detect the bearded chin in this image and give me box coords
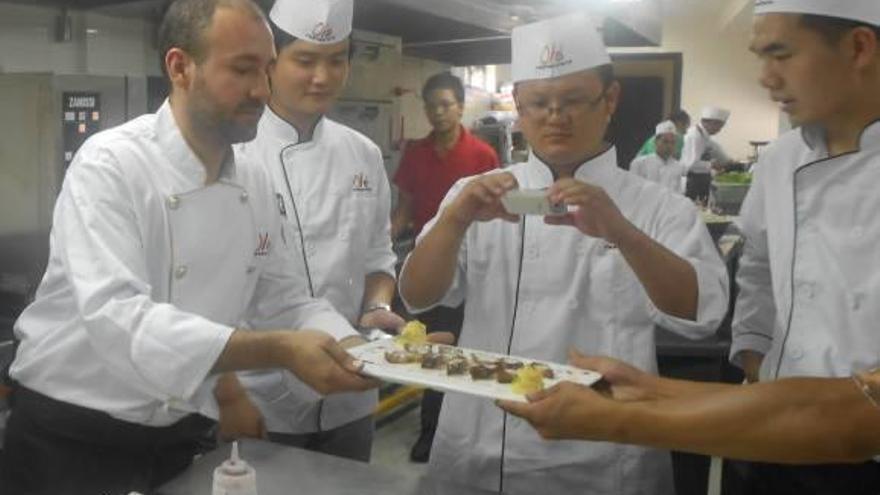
[220,119,259,144]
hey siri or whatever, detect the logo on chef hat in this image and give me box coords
[537,43,572,71]
[306,22,336,43]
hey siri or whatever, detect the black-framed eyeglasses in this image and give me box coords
[518,91,607,119]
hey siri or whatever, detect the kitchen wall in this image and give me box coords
[611,0,780,160]
[0,2,160,77]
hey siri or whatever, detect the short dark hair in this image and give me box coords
[800,14,880,45]
[269,20,354,60]
[157,0,265,78]
[422,72,465,104]
[668,109,690,126]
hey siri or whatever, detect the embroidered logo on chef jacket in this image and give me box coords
[352,172,372,192]
[537,43,572,71]
[254,232,271,257]
[307,22,335,42]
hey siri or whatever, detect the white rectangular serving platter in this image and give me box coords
[349,339,602,403]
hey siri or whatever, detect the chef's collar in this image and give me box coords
[525,145,617,188]
[799,119,880,155]
[262,105,326,147]
[155,100,237,186]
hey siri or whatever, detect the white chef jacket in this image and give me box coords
[630,153,686,194]
[234,108,394,433]
[401,147,729,495]
[682,123,730,174]
[731,122,880,380]
[10,101,356,427]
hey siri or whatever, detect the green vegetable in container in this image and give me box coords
[714,172,752,184]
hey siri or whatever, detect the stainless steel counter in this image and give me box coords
[158,439,499,495]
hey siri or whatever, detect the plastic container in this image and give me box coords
[211,441,258,495]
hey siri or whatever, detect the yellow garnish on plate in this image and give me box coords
[396,320,428,346]
[511,365,545,395]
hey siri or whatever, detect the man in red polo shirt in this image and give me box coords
[391,71,499,462]
[392,72,500,240]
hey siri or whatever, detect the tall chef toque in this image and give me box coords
[754,0,880,27]
[511,11,611,83]
[269,0,353,44]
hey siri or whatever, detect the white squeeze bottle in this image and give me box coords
[212,441,258,495]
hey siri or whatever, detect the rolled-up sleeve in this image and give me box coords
[730,169,776,367]
[60,151,233,403]
[399,178,472,314]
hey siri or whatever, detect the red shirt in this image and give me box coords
[394,126,499,235]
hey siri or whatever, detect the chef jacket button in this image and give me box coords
[240,191,249,203]
[853,226,865,239]
[567,300,579,310]
[787,345,804,361]
[797,281,814,300]
[526,247,538,259]
[850,293,862,311]
[174,265,188,279]
[246,265,256,274]
[166,195,180,210]
[339,231,349,240]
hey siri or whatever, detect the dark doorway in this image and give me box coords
[608,76,664,169]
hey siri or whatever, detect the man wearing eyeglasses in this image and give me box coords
[397,12,729,495]
[391,71,499,463]
[392,72,499,242]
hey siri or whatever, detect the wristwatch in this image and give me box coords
[362,302,392,314]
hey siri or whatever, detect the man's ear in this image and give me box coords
[847,25,879,71]
[604,80,622,118]
[165,47,195,91]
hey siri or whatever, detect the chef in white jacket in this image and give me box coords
[398,12,729,495]
[0,2,375,493]
[729,0,880,492]
[682,106,731,202]
[630,120,687,194]
[234,0,399,461]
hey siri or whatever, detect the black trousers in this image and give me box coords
[417,304,464,433]
[686,171,712,203]
[0,386,214,495]
[726,459,880,495]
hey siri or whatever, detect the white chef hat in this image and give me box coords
[269,0,353,44]
[701,106,731,121]
[512,11,611,84]
[655,120,677,136]
[754,0,880,27]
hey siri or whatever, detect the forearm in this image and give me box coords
[361,272,396,309]
[399,210,467,309]
[214,372,248,405]
[613,225,698,320]
[211,330,290,373]
[619,378,880,463]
